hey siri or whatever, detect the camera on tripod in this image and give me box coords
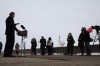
[91,25,100,34]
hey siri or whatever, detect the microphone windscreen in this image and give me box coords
[21,25,25,29]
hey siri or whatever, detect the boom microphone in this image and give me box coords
[21,25,25,30]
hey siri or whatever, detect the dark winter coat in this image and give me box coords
[5,16,18,35]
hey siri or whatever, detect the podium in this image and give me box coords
[17,30,27,56]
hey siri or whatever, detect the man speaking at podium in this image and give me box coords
[4,12,20,57]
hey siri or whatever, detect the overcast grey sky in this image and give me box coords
[0,0,100,50]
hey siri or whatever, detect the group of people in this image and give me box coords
[64,26,100,56]
[31,36,53,56]
[3,12,100,57]
[31,26,100,56]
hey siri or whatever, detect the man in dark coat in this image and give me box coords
[81,27,91,56]
[78,32,84,56]
[4,12,20,57]
[64,33,75,56]
[40,36,46,55]
[31,37,37,55]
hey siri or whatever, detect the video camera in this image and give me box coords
[91,25,100,34]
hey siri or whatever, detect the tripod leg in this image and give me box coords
[93,35,97,45]
[92,34,97,53]
[98,33,100,51]
[24,42,26,56]
[99,40,100,51]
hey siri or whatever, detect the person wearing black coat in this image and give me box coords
[4,12,20,57]
[64,33,75,56]
[40,36,46,55]
[31,37,37,55]
[78,33,84,56]
[81,27,91,56]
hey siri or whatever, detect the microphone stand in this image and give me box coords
[21,35,26,57]
[17,25,27,57]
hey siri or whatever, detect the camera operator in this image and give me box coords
[64,33,75,56]
[78,32,84,56]
[81,27,91,56]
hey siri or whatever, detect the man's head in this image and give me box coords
[32,37,35,40]
[41,36,44,39]
[68,33,72,37]
[9,12,15,18]
[48,37,52,40]
[81,27,86,32]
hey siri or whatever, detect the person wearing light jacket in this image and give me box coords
[47,37,53,55]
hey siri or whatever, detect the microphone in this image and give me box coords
[21,25,25,30]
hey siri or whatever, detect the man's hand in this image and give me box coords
[17,30,21,36]
[15,23,20,26]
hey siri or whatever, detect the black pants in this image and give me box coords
[78,42,84,55]
[16,51,19,55]
[40,47,45,55]
[0,49,1,54]
[4,34,15,56]
[64,45,74,55]
[79,46,84,55]
[47,46,52,55]
[31,47,36,55]
[85,42,91,55]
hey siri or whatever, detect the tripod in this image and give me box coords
[92,32,100,51]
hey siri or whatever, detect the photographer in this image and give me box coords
[81,27,91,56]
[64,33,75,56]
[15,42,20,57]
[78,33,84,56]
